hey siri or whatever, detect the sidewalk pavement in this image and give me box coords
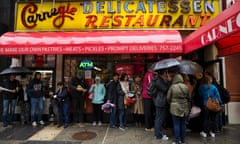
[0,122,239,144]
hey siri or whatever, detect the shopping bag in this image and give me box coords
[189,106,201,119]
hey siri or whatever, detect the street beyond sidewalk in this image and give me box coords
[0,122,239,144]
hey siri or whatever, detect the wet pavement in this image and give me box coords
[0,122,239,144]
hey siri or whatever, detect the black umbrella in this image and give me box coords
[152,58,180,71]
[177,60,203,75]
[0,67,32,75]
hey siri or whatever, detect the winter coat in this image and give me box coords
[107,80,119,105]
[198,84,222,107]
[130,81,144,114]
[142,71,154,99]
[70,76,88,98]
[167,74,190,117]
[117,81,129,110]
[55,87,69,103]
[153,76,170,108]
[89,83,106,104]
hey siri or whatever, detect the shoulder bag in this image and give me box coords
[206,88,221,112]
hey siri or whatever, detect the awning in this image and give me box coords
[216,31,240,56]
[183,2,240,54]
[0,30,182,55]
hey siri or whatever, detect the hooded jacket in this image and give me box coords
[89,79,106,104]
[27,77,44,98]
[167,74,190,117]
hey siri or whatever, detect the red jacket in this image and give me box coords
[142,71,154,99]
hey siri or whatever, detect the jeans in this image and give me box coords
[154,107,166,139]
[119,108,127,127]
[57,102,69,125]
[2,99,16,125]
[172,115,187,143]
[109,105,117,127]
[30,97,44,122]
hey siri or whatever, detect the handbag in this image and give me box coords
[88,93,94,99]
[206,88,221,112]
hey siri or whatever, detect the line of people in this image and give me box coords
[1,68,225,144]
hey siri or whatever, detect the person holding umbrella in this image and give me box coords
[1,74,20,127]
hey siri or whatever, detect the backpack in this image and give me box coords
[147,78,157,97]
[217,85,230,104]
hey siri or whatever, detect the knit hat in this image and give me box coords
[95,76,101,80]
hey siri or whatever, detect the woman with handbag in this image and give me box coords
[198,75,222,138]
[89,76,106,126]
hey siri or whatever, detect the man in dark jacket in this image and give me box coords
[28,72,45,126]
[70,70,88,126]
[1,74,20,127]
[153,70,171,140]
[107,73,120,128]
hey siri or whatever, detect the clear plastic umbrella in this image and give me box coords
[152,58,180,71]
[178,60,203,75]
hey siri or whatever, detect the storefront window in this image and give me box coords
[63,54,170,84]
[24,54,56,68]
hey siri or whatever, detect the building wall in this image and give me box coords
[225,53,240,124]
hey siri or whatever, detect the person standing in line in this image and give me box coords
[107,73,120,128]
[117,73,130,131]
[70,70,88,127]
[153,70,172,141]
[1,74,20,127]
[167,74,190,144]
[17,78,30,125]
[130,74,144,127]
[142,64,155,131]
[53,82,70,128]
[89,76,106,126]
[28,72,45,126]
[199,75,222,138]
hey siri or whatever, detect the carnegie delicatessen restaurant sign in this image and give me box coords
[15,0,220,31]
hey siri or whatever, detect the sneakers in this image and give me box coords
[64,124,69,128]
[39,120,45,125]
[210,131,215,137]
[98,121,102,126]
[78,123,85,127]
[200,131,207,138]
[32,121,37,126]
[119,126,126,131]
[145,128,154,132]
[110,125,117,128]
[161,135,169,141]
[92,121,96,126]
